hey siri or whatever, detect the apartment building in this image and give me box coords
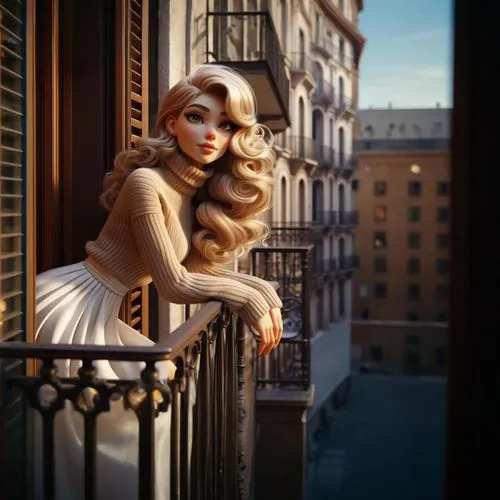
[351,107,451,375]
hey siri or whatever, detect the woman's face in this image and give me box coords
[168,92,236,165]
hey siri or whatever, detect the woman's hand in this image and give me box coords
[269,307,283,348]
[252,312,276,356]
[252,308,283,356]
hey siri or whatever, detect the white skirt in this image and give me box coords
[35,260,171,500]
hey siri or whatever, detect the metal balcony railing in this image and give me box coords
[311,36,335,58]
[290,52,315,75]
[268,223,324,247]
[0,304,255,500]
[334,94,356,117]
[334,152,357,172]
[206,11,289,124]
[334,210,359,227]
[337,254,360,273]
[251,247,312,390]
[312,79,335,106]
[316,145,335,166]
[289,135,318,161]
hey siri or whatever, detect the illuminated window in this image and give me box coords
[373,231,387,248]
[374,206,387,221]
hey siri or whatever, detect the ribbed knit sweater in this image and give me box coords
[85,153,282,325]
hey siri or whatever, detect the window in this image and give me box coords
[359,284,369,298]
[352,179,359,191]
[437,311,448,322]
[408,232,421,249]
[437,181,450,196]
[373,231,387,248]
[408,207,421,222]
[374,282,387,298]
[436,284,449,300]
[361,308,370,319]
[408,284,420,301]
[374,206,387,221]
[437,233,449,249]
[374,181,386,196]
[436,259,449,275]
[408,180,421,196]
[406,312,419,322]
[407,258,421,274]
[437,207,450,222]
[370,345,383,362]
[373,257,387,273]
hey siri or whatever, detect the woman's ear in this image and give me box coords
[166,115,177,136]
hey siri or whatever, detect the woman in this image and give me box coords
[35,64,283,499]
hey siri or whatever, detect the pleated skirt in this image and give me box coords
[35,260,171,500]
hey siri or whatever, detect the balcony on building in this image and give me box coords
[289,135,318,175]
[334,93,356,119]
[205,10,290,133]
[334,151,357,177]
[312,79,335,109]
[336,253,360,279]
[333,210,359,233]
[311,35,334,60]
[315,145,335,173]
[289,52,316,92]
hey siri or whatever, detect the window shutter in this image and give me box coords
[118,0,150,337]
[1,1,34,497]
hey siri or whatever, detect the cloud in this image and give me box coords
[391,28,447,43]
[359,64,451,108]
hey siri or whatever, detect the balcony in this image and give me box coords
[315,145,335,171]
[289,135,318,175]
[0,303,257,500]
[334,210,359,232]
[334,93,356,119]
[205,11,290,133]
[336,253,360,278]
[251,247,313,390]
[333,151,357,177]
[311,36,335,60]
[289,52,316,92]
[268,222,324,248]
[311,79,335,109]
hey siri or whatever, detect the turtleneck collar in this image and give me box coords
[161,151,214,197]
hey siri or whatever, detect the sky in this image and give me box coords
[358,0,453,109]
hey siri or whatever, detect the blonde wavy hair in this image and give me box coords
[100,64,275,270]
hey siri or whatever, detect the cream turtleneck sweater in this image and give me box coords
[85,154,282,325]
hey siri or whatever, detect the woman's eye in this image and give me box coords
[219,121,235,132]
[186,113,202,123]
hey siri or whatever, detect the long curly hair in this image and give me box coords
[100,64,275,270]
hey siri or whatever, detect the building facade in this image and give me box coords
[351,107,451,375]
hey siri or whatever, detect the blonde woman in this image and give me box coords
[35,64,283,499]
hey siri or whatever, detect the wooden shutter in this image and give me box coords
[0,1,35,497]
[117,0,150,337]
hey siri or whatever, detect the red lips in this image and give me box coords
[198,143,217,152]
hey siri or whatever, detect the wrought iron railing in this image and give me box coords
[334,94,356,117]
[316,145,335,166]
[312,79,335,106]
[251,247,312,390]
[206,11,289,119]
[0,303,254,500]
[311,36,334,58]
[334,210,359,227]
[289,135,318,161]
[333,152,357,172]
[290,52,315,75]
[268,223,323,247]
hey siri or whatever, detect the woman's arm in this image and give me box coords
[185,257,283,310]
[127,171,270,326]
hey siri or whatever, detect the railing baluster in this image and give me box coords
[170,379,181,500]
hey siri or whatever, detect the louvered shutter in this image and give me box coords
[118,0,150,337]
[0,1,31,498]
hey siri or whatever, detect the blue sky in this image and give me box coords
[358,0,453,109]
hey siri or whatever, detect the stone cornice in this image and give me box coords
[316,0,366,67]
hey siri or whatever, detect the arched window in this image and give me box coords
[298,179,306,223]
[280,177,287,222]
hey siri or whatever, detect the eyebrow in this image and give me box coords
[186,103,228,116]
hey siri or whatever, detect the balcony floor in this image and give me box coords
[308,373,446,500]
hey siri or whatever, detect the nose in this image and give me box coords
[205,128,216,141]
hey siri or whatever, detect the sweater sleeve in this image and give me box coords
[185,258,283,309]
[126,171,270,325]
